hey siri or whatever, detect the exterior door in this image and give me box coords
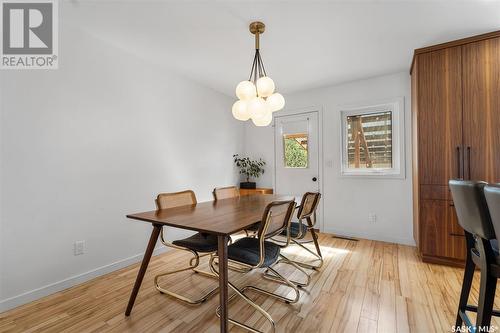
[274,111,320,198]
[462,37,500,183]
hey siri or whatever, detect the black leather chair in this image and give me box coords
[484,185,500,308]
[449,180,499,331]
[484,184,500,237]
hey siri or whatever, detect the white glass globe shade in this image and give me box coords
[256,76,275,97]
[232,100,250,121]
[247,97,267,119]
[266,93,285,112]
[252,110,273,126]
[235,81,256,100]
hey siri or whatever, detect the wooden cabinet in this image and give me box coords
[239,188,273,196]
[416,47,463,185]
[420,199,448,258]
[412,31,500,266]
[420,200,466,262]
[462,38,500,182]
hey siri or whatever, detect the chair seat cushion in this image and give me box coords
[281,222,308,238]
[172,233,218,253]
[228,237,280,267]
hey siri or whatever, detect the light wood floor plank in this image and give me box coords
[1,234,497,332]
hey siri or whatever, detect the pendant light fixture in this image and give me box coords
[232,21,285,126]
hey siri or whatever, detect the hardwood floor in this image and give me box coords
[1,233,498,332]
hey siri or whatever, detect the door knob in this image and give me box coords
[312,177,317,182]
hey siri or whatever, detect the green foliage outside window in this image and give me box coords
[284,135,308,168]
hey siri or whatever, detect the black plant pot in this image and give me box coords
[240,181,256,189]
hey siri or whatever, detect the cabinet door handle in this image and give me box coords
[467,146,471,180]
[456,146,461,179]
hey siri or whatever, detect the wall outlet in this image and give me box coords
[368,213,377,223]
[74,240,85,256]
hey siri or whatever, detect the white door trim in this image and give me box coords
[273,106,324,231]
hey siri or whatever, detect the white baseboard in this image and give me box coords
[323,227,416,246]
[0,246,169,313]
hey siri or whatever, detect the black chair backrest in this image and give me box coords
[258,200,296,239]
[449,180,495,240]
[484,184,500,243]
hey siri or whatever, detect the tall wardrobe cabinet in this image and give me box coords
[412,31,500,266]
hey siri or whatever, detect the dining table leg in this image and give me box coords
[125,223,162,316]
[217,235,229,332]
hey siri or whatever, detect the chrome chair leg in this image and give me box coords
[154,229,219,305]
[273,231,324,269]
[188,252,219,277]
[262,256,311,288]
[243,265,301,304]
[209,256,276,333]
[289,237,324,270]
[264,230,322,288]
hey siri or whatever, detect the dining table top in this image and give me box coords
[126,194,297,236]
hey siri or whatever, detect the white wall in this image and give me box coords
[244,72,413,245]
[0,22,243,310]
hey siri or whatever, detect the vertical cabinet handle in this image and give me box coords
[467,146,471,180]
[456,146,461,179]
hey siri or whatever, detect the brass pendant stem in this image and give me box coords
[249,21,265,50]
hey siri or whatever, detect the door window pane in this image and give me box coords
[283,133,308,168]
[347,111,392,169]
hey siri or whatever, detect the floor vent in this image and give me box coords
[331,235,359,241]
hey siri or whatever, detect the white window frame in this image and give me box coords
[340,98,405,178]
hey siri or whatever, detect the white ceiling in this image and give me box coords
[66,1,500,96]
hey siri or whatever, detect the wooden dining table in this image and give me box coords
[124,194,296,332]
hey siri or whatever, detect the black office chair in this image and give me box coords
[449,180,499,331]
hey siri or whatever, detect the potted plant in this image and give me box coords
[233,154,265,189]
